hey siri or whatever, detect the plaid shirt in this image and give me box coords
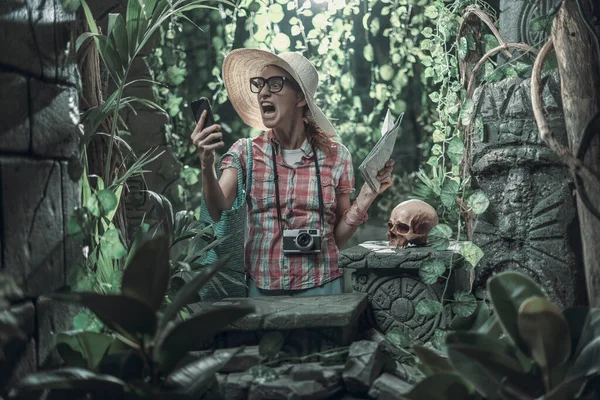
[220,130,354,291]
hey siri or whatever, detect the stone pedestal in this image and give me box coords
[339,241,468,343]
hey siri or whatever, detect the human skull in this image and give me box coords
[388,200,439,248]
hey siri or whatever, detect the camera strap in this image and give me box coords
[271,142,325,233]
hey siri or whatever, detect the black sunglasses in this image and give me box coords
[249,76,300,93]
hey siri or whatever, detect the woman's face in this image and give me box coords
[256,65,306,129]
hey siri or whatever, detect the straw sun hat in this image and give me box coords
[222,48,338,137]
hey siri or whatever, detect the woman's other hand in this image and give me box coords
[375,159,395,194]
[190,110,224,167]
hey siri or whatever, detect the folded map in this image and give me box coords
[358,109,404,193]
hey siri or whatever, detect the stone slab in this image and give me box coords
[339,241,461,270]
[0,302,36,390]
[0,72,30,152]
[192,294,368,331]
[368,372,413,400]
[1,158,65,295]
[61,161,81,280]
[0,0,77,84]
[30,80,79,158]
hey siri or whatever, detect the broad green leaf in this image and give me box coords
[466,190,489,214]
[126,0,143,50]
[87,189,118,217]
[428,224,452,250]
[96,36,124,84]
[452,292,477,317]
[412,344,453,373]
[460,99,475,126]
[416,299,443,316]
[56,331,114,371]
[563,308,600,361]
[422,27,434,38]
[487,272,546,355]
[161,255,232,326]
[400,372,473,400]
[424,5,438,19]
[167,65,186,86]
[60,0,81,13]
[517,296,571,372]
[530,15,554,35]
[429,92,440,103]
[157,304,255,374]
[363,44,374,62]
[73,309,103,332]
[483,34,499,53]
[432,129,445,143]
[15,367,125,393]
[452,301,492,332]
[273,32,291,52]
[166,348,241,397]
[380,65,395,81]
[446,138,464,165]
[121,236,170,312]
[259,331,285,359]
[457,36,468,60]
[419,259,446,284]
[268,3,284,23]
[440,179,459,208]
[110,14,129,66]
[147,191,174,241]
[68,207,93,237]
[385,327,412,348]
[459,242,484,268]
[80,0,99,35]
[49,292,157,344]
[569,336,600,381]
[100,229,127,260]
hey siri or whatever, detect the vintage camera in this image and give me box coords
[283,229,322,254]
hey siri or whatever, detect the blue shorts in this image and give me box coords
[247,276,343,297]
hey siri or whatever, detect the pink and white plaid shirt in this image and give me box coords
[220,130,354,291]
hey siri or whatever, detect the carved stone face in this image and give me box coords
[387,200,439,248]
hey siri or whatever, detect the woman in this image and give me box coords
[191,49,394,297]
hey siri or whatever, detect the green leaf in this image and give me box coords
[424,5,438,19]
[110,14,129,66]
[416,299,443,316]
[100,229,127,260]
[446,138,464,165]
[385,327,412,348]
[73,309,103,332]
[400,372,473,400]
[562,308,600,361]
[68,207,93,237]
[428,224,452,250]
[457,36,468,60]
[161,255,232,327]
[56,331,114,371]
[458,242,484,268]
[460,99,475,126]
[487,272,547,356]
[126,0,143,50]
[49,292,157,345]
[87,189,118,217]
[483,34,499,53]
[363,44,374,62]
[60,0,81,13]
[451,301,492,332]
[166,348,242,397]
[15,367,125,393]
[412,344,453,373]
[157,304,255,374]
[530,15,554,35]
[259,331,285,360]
[452,292,477,317]
[121,236,170,312]
[440,179,459,208]
[466,190,489,214]
[429,92,440,103]
[517,296,571,372]
[419,259,446,284]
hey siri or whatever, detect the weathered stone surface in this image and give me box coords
[0,0,77,84]
[216,346,262,373]
[499,0,560,46]
[368,372,413,400]
[30,80,79,158]
[37,296,78,368]
[0,72,30,152]
[470,73,582,307]
[339,241,460,270]
[122,110,169,150]
[61,161,81,278]
[217,371,254,400]
[196,294,368,331]
[342,340,385,395]
[1,158,65,295]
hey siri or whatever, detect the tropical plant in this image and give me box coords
[13,236,255,399]
[402,271,600,400]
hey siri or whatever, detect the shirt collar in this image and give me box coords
[267,130,314,158]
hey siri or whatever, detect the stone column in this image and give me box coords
[499,0,561,45]
[469,73,585,307]
[0,0,80,387]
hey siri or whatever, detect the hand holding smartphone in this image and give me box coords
[191,97,215,126]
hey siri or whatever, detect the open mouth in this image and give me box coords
[261,102,276,116]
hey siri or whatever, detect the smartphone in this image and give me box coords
[190,97,215,127]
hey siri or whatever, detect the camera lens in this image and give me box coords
[295,232,314,250]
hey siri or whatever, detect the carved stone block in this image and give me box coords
[0,72,30,152]
[1,158,65,295]
[499,0,561,46]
